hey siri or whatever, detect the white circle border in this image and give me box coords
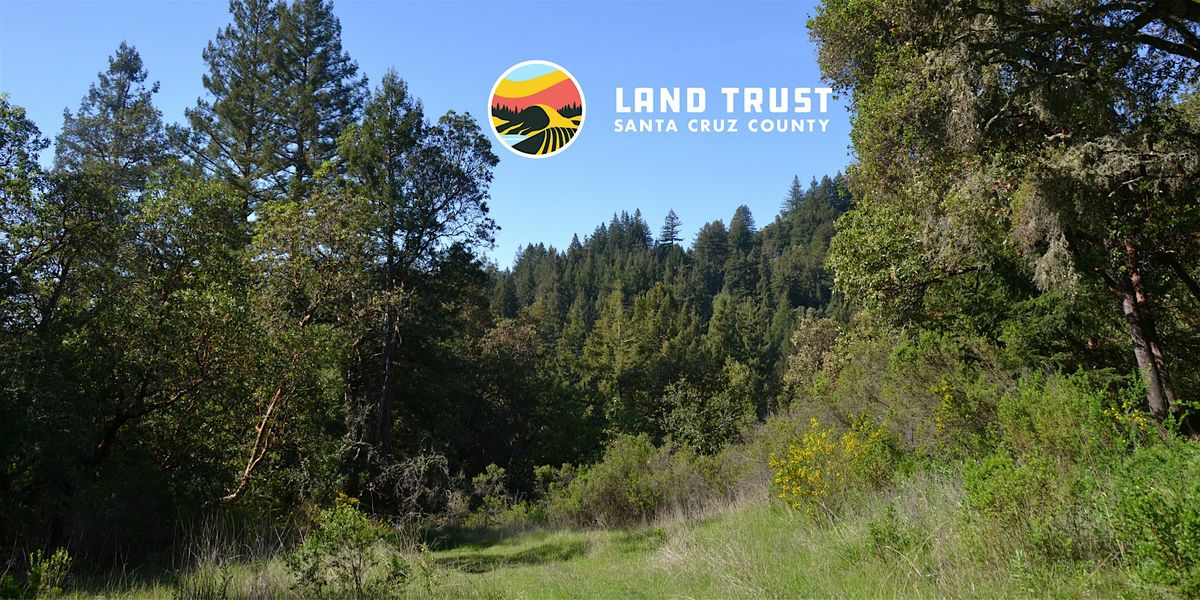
[487,59,585,160]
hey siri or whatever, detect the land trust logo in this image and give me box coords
[489,60,584,158]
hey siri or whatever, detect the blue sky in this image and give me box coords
[0,0,852,267]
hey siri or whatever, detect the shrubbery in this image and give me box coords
[0,548,71,599]
[961,372,1156,561]
[769,414,893,518]
[1115,440,1200,596]
[769,325,1199,595]
[286,495,409,599]
[533,433,757,527]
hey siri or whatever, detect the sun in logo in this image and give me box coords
[489,60,584,158]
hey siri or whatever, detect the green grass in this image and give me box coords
[417,470,1153,599]
[64,469,1163,599]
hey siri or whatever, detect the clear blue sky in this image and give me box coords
[0,0,852,267]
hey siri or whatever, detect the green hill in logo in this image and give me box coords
[492,104,581,156]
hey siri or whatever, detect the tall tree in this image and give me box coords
[725,205,758,295]
[812,0,1200,420]
[658,209,683,245]
[0,95,49,313]
[340,71,425,460]
[55,42,167,196]
[728,205,756,255]
[186,0,280,214]
[782,175,804,215]
[692,220,729,298]
[268,0,367,201]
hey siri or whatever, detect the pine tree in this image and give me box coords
[268,0,367,201]
[728,205,755,255]
[781,175,804,215]
[692,220,729,298]
[55,42,166,196]
[628,209,652,248]
[658,209,683,246]
[186,0,280,214]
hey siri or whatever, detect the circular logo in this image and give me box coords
[489,60,584,158]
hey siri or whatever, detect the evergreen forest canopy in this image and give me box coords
[1,0,1199,596]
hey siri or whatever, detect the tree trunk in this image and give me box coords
[1118,242,1178,420]
[376,218,398,459]
[376,308,395,459]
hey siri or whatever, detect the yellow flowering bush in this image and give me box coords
[1103,392,1154,435]
[930,378,994,457]
[769,414,893,517]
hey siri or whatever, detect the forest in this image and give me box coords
[2,0,1199,597]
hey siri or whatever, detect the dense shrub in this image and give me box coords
[660,375,754,455]
[961,452,1091,559]
[992,372,1150,463]
[286,495,408,599]
[961,372,1153,561]
[769,414,894,518]
[794,324,1014,461]
[567,434,664,526]
[1115,440,1200,596]
[5,548,72,599]
[538,433,754,527]
[929,376,996,459]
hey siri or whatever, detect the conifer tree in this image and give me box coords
[728,205,756,255]
[725,206,758,295]
[55,42,166,196]
[693,220,729,298]
[186,0,280,213]
[268,0,367,201]
[658,209,683,246]
[782,175,804,214]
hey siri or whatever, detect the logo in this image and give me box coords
[489,60,584,158]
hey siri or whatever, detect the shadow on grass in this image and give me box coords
[424,524,538,552]
[63,565,178,598]
[434,538,591,574]
[611,527,666,555]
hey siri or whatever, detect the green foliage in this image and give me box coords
[0,93,48,205]
[1115,441,1200,596]
[185,0,277,208]
[781,314,840,399]
[963,453,1081,559]
[286,495,409,599]
[268,0,367,201]
[55,42,166,196]
[810,0,1200,418]
[660,370,754,455]
[467,464,531,528]
[961,372,1153,562]
[504,176,848,451]
[24,548,71,599]
[879,331,1000,457]
[15,3,1200,599]
[534,464,584,526]
[564,434,662,526]
[540,434,751,527]
[929,377,994,459]
[865,505,921,558]
[993,372,1152,462]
